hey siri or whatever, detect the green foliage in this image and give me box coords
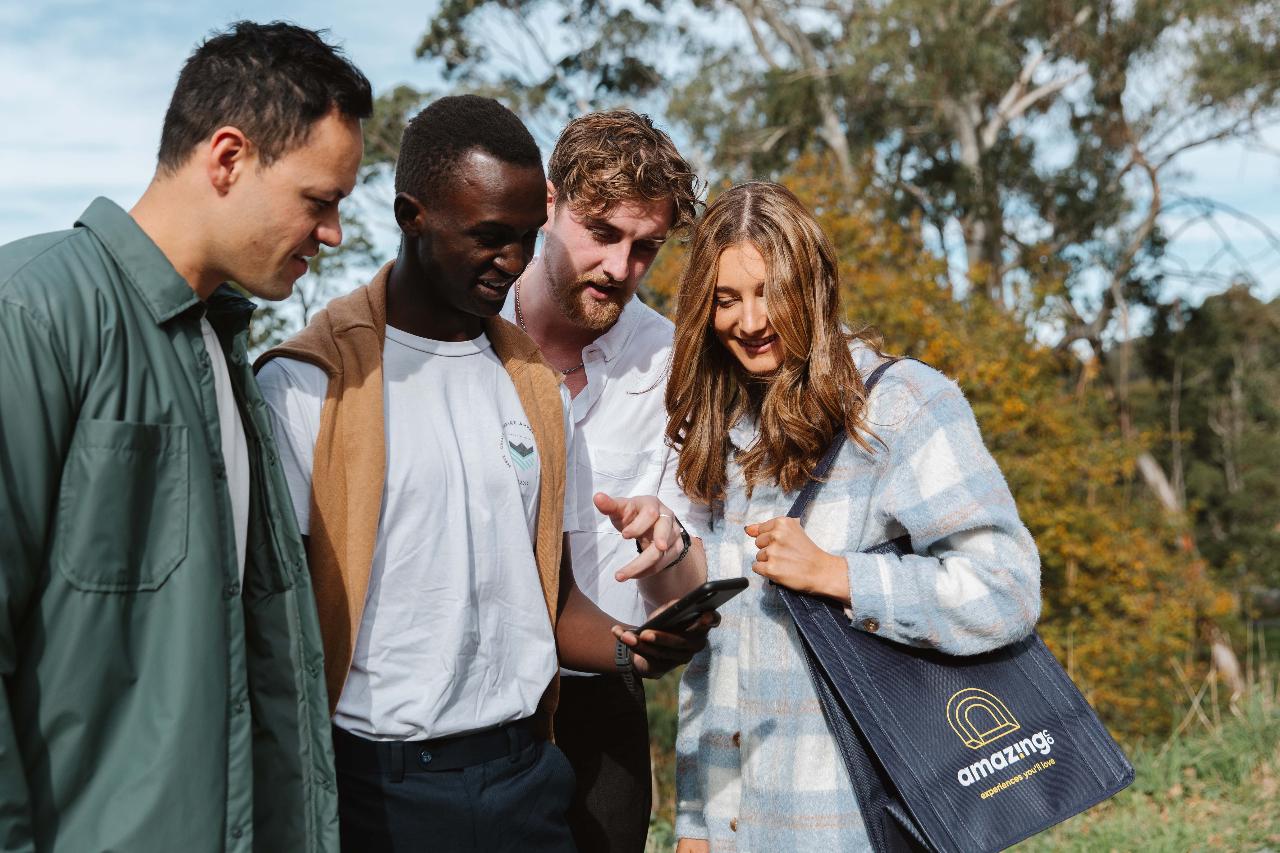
[416,0,680,142]
[363,84,435,173]
[646,668,682,836]
[1134,287,1280,591]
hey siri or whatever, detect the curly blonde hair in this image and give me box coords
[548,109,701,233]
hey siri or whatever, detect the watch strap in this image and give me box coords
[615,637,640,694]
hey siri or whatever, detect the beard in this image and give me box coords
[550,273,627,332]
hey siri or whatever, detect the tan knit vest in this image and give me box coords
[255,261,567,738]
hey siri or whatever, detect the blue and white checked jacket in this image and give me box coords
[675,346,1041,850]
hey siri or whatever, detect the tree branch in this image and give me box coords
[736,1,781,70]
[733,0,857,198]
[980,0,1021,30]
[509,4,592,115]
[982,7,1091,146]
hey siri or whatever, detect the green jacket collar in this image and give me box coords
[76,196,201,325]
[77,197,257,335]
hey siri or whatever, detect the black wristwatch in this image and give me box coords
[615,637,641,695]
[636,515,693,570]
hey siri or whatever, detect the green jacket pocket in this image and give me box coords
[54,419,190,592]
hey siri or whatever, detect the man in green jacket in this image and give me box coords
[0,22,371,853]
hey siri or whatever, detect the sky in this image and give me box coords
[0,1,434,242]
[2,0,1278,306]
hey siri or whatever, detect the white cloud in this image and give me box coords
[0,1,437,241]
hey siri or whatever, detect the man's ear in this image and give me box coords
[394,192,426,235]
[206,126,252,195]
[545,179,558,225]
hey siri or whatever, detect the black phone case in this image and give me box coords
[639,578,748,632]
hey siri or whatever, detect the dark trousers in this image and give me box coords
[554,675,652,853]
[333,720,576,853]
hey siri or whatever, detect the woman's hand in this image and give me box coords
[595,492,686,581]
[676,838,710,853]
[746,516,850,603]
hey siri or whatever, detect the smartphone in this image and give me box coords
[637,577,749,633]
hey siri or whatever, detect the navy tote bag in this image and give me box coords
[775,360,1133,852]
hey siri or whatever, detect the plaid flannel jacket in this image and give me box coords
[675,345,1041,851]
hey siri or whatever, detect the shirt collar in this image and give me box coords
[851,340,881,376]
[591,294,644,362]
[727,413,758,451]
[205,284,256,337]
[75,197,200,325]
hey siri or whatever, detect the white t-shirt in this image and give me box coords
[501,293,710,630]
[257,325,579,740]
[199,317,249,586]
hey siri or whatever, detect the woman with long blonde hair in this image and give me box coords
[669,183,1041,852]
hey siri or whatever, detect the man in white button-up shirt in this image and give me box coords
[501,110,709,853]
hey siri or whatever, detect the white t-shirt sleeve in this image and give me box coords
[256,357,328,535]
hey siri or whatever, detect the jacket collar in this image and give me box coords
[728,414,758,452]
[76,197,202,325]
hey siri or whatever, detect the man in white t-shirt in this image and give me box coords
[257,96,714,853]
[501,110,709,853]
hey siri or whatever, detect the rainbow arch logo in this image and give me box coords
[946,688,1021,749]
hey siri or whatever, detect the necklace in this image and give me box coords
[514,278,586,376]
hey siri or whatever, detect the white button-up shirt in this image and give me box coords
[502,293,709,632]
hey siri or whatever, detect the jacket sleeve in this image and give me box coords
[0,300,76,853]
[674,645,711,840]
[845,385,1041,655]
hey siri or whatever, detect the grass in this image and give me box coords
[1016,683,1280,852]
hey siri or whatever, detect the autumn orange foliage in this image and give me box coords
[643,156,1214,737]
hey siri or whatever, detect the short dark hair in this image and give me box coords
[394,95,542,200]
[157,20,372,171]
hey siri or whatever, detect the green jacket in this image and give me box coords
[0,198,338,853]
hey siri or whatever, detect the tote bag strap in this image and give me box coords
[782,355,934,852]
